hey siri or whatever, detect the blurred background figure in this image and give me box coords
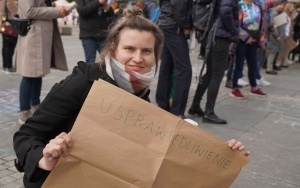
[75,0,114,64]
[0,0,18,74]
[16,0,69,124]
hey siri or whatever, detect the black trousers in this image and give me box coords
[192,37,230,113]
[156,26,192,116]
[2,34,17,69]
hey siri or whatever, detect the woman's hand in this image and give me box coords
[38,132,73,171]
[58,8,69,18]
[227,139,250,157]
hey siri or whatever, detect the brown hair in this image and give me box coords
[99,7,164,72]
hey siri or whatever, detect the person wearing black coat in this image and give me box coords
[13,8,162,187]
[75,0,114,64]
[188,0,239,124]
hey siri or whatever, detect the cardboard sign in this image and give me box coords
[274,13,288,28]
[43,80,249,188]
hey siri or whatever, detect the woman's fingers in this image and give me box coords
[227,139,250,157]
[44,132,73,158]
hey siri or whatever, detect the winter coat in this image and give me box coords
[16,0,68,78]
[158,0,193,30]
[215,0,239,43]
[13,62,151,188]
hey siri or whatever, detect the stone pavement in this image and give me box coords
[0,26,300,187]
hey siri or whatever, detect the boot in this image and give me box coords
[188,104,204,116]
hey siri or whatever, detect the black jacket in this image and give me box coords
[158,0,193,30]
[215,0,239,43]
[13,62,150,188]
[75,0,114,39]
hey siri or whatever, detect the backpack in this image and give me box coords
[192,0,219,43]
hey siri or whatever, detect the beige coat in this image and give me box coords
[16,0,68,77]
[0,0,17,24]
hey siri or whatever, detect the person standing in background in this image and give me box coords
[0,0,17,74]
[16,0,69,124]
[155,0,193,119]
[188,0,239,124]
[75,0,114,64]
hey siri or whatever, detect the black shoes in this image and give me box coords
[266,70,278,75]
[188,105,204,116]
[203,112,227,124]
[273,66,281,71]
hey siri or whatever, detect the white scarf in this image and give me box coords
[105,56,155,96]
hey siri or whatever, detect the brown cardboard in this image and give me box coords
[42,79,249,188]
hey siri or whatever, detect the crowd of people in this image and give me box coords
[1,0,299,125]
[8,3,250,187]
[2,0,299,185]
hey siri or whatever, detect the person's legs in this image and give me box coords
[266,52,277,72]
[19,77,33,124]
[30,77,42,106]
[20,77,33,111]
[188,46,212,116]
[156,29,174,112]
[246,43,259,88]
[81,38,99,64]
[5,36,17,71]
[169,30,192,116]
[232,42,247,89]
[205,38,230,113]
[2,34,17,69]
[156,27,192,116]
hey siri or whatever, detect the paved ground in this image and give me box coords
[0,26,300,187]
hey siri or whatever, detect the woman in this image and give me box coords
[14,8,250,188]
[188,0,240,124]
[0,0,17,73]
[266,2,286,75]
[230,0,267,99]
[16,0,69,124]
[275,2,296,68]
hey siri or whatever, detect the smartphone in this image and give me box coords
[67,3,78,12]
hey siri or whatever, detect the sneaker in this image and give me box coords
[230,89,245,99]
[5,67,16,74]
[18,110,32,124]
[256,77,271,87]
[184,118,199,126]
[1,68,6,73]
[250,88,267,97]
[238,78,249,86]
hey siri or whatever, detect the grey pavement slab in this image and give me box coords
[1,26,300,187]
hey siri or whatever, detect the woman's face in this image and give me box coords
[114,29,155,74]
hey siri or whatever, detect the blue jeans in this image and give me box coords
[192,38,230,113]
[156,27,192,116]
[81,37,105,64]
[19,77,42,111]
[233,41,258,88]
